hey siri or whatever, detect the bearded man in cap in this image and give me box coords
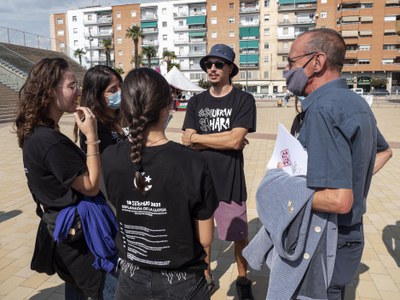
[182,44,256,300]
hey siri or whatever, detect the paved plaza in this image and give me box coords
[0,100,399,299]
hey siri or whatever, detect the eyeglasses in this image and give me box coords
[204,61,226,70]
[57,82,81,93]
[287,52,317,68]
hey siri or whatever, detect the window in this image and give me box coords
[117,37,122,44]
[229,3,234,9]
[118,50,123,56]
[88,15,92,21]
[118,63,123,68]
[163,34,167,41]
[382,59,394,64]
[384,16,396,22]
[211,4,217,11]
[229,31,235,37]
[264,42,269,49]
[359,45,371,51]
[162,8,167,15]
[131,10,136,17]
[179,20,184,26]
[358,59,370,64]
[73,28,78,34]
[56,18,63,25]
[283,27,288,34]
[264,71,269,79]
[59,42,65,48]
[229,17,235,23]
[264,56,269,62]
[264,28,270,35]
[57,30,64,36]
[264,0,270,7]
[321,0,327,3]
[72,16,77,22]
[74,40,78,46]
[383,44,396,50]
[116,12,121,18]
[264,15,270,21]
[320,12,327,18]
[211,31,217,38]
[116,24,121,30]
[283,42,289,49]
[211,18,217,25]
[162,21,167,27]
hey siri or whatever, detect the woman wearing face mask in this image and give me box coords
[77,65,127,153]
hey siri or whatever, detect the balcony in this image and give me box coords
[174,39,190,45]
[142,40,159,46]
[277,34,296,40]
[240,5,260,14]
[277,48,290,55]
[277,62,287,69]
[90,30,113,38]
[174,26,189,32]
[278,18,315,26]
[142,28,158,35]
[173,12,189,18]
[189,50,206,57]
[141,13,157,21]
[83,16,112,26]
[278,3,317,12]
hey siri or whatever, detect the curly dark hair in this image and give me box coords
[15,57,70,148]
[75,65,124,142]
[121,68,173,194]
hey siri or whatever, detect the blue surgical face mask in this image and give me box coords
[108,90,121,109]
[283,54,316,96]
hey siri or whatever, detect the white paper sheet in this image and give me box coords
[267,123,308,176]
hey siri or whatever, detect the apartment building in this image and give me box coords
[317,0,400,92]
[50,0,399,92]
[112,4,141,72]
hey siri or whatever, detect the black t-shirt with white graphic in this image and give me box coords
[182,88,256,203]
[102,141,218,270]
[23,126,86,210]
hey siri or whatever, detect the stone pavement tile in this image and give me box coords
[14,265,36,278]
[0,275,26,296]
[20,272,50,289]
[378,254,399,269]
[378,291,400,300]
[355,279,381,299]
[362,259,389,275]
[0,263,24,283]
[370,274,399,292]
[5,245,32,259]
[0,256,14,269]
[386,267,400,285]
[1,286,34,300]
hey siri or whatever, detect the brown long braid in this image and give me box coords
[121,68,173,194]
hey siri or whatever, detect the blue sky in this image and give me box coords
[0,0,147,38]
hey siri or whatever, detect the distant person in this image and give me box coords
[77,65,127,154]
[15,57,113,299]
[182,44,256,299]
[101,68,218,300]
[282,28,392,299]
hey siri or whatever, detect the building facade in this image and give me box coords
[49,0,399,94]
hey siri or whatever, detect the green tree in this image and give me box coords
[170,62,180,70]
[370,77,388,89]
[162,50,177,72]
[125,25,143,69]
[130,54,143,67]
[142,46,157,67]
[233,83,244,90]
[198,78,211,89]
[114,67,124,75]
[73,48,86,66]
[101,38,113,67]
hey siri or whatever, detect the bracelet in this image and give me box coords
[189,133,195,144]
[85,140,101,145]
[86,152,100,157]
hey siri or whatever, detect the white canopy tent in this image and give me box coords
[164,66,204,92]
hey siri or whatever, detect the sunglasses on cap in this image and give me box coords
[204,61,226,70]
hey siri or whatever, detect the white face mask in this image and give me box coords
[108,90,121,109]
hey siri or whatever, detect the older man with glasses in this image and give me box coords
[182,44,256,300]
[282,28,392,300]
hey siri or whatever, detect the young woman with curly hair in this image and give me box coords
[15,57,112,299]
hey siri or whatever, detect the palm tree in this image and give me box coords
[101,38,113,67]
[142,46,157,67]
[162,50,177,72]
[130,54,143,67]
[74,48,86,66]
[125,25,143,69]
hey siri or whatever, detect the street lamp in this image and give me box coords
[88,28,94,68]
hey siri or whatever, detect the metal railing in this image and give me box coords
[0,65,25,91]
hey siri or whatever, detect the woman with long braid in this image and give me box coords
[101,68,218,299]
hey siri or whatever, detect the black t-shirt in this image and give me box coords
[80,121,128,153]
[23,126,86,210]
[182,88,256,203]
[102,141,218,270]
